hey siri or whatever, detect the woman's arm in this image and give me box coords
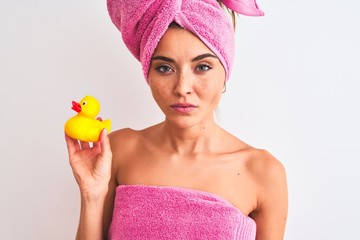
[65,130,114,240]
[250,150,288,240]
[75,177,116,240]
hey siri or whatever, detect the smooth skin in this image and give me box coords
[65,27,288,240]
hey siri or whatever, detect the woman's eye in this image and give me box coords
[196,64,211,72]
[156,65,173,73]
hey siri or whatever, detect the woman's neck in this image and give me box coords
[157,120,223,155]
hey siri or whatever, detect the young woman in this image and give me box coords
[65,0,288,239]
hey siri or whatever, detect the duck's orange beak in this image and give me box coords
[71,101,81,113]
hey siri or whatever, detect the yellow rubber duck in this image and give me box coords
[64,95,111,142]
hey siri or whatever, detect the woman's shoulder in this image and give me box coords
[109,127,139,142]
[242,147,286,195]
[220,131,286,181]
[242,147,285,177]
[109,124,159,143]
[108,125,160,153]
[217,128,284,169]
[244,148,288,229]
[109,127,147,150]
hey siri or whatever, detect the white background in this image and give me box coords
[1,0,359,239]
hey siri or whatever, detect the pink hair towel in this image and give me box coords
[108,185,256,240]
[107,0,264,82]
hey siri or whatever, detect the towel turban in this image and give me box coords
[107,0,264,81]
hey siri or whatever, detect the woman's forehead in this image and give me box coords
[154,28,215,58]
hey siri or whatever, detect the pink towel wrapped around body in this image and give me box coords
[108,185,256,240]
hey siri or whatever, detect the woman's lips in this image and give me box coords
[170,103,197,113]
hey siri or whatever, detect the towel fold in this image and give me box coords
[221,0,264,16]
[108,185,256,240]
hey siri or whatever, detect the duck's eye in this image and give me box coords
[82,101,87,106]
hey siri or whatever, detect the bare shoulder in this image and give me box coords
[108,128,143,165]
[109,128,140,147]
[109,124,159,142]
[219,130,286,186]
[245,148,287,206]
[246,148,286,184]
[223,132,285,179]
[109,125,159,149]
[245,148,288,239]
[108,126,158,163]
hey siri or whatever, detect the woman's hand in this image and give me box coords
[65,129,113,199]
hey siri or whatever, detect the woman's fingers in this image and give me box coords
[80,141,91,150]
[99,129,112,160]
[65,133,81,156]
[93,138,101,149]
[65,130,112,192]
[65,130,111,162]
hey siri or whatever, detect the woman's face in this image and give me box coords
[148,27,226,129]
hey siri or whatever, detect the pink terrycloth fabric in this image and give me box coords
[107,0,264,82]
[221,0,264,16]
[108,185,256,240]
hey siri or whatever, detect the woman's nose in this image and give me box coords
[173,70,193,96]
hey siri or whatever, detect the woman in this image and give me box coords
[65,0,288,239]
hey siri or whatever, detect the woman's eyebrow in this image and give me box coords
[151,56,175,62]
[151,53,217,63]
[191,53,218,62]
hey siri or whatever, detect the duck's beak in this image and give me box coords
[71,101,81,113]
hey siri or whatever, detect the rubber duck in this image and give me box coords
[64,95,111,142]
